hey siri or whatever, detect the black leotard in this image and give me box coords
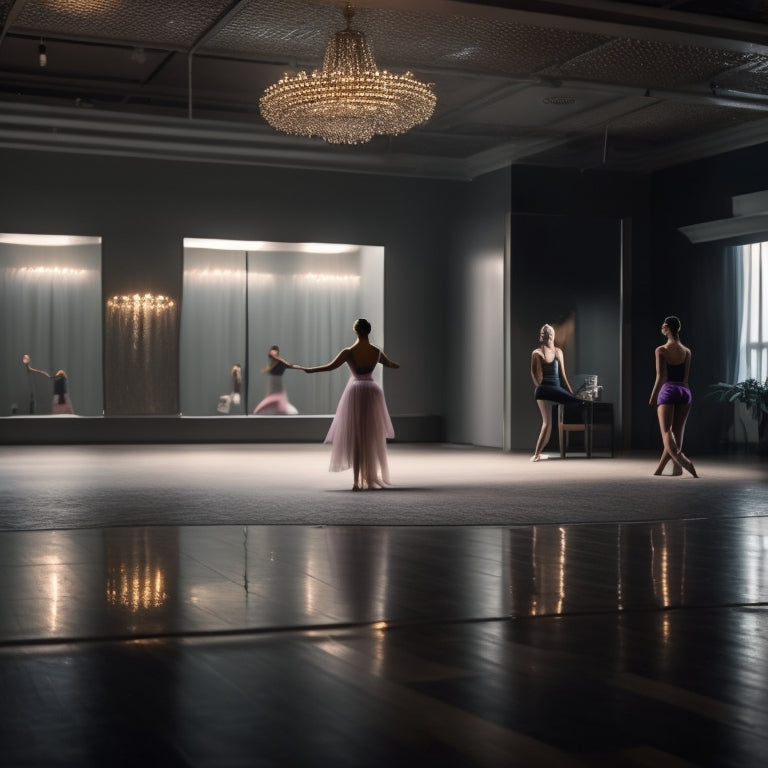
[534,356,580,404]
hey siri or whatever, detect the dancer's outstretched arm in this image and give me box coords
[300,347,351,373]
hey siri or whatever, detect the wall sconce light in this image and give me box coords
[38,40,47,68]
[107,293,176,310]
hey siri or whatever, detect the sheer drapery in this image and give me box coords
[722,245,743,384]
[738,242,767,383]
[180,250,247,415]
[247,257,362,414]
[0,241,102,416]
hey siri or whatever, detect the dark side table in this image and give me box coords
[558,401,614,458]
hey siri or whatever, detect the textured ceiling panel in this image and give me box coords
[361,12,612,76]
[202,0,340,61]
[2,0,768,176]
[0,0,15,29]
[713,58,768,95]
[544,37,763,89]
[600,99,768,142]
[14,0,233,47]
[552,95,660,133]
[204,0,612,77]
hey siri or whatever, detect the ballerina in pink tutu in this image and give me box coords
[298,318,400,490]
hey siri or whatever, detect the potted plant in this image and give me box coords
[708,378,768,452]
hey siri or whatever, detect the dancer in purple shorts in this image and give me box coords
[648,316,697,477]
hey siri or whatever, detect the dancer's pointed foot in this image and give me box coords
[678,454,698,478]
[530,454,541,462]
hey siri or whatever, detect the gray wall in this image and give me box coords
[506,214,623,452]
[0,148,662,450]
[446,167,510,448]
[0,149,460,430]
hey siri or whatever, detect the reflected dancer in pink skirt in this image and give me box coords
[298,319,400,490]
[253,345,300,415]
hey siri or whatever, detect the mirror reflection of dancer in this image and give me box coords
[217,364,242,414]
[530,323,580,462]
[22,354,75,414]
[252,346,299,415]
[298,318,399,491]
[649,316,698,477]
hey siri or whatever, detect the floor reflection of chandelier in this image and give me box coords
[259,4,436,145]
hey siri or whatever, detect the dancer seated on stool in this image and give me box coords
[530,323,580,461]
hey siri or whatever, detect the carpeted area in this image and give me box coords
[0,443,764,530]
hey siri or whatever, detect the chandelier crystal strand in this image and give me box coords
[259,4,436,145]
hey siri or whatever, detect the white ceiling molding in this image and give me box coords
[679,190,768,243]
[732,190,768,216]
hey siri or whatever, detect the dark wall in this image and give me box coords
[646,142,768,453]
[509,165,651,451]
[507,213,622,451]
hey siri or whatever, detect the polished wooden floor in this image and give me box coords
[0,446,766,766]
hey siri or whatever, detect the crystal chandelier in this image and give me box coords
[259,4,436,145]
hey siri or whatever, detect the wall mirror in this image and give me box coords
[0,233,103,417]
[180,239,384,416]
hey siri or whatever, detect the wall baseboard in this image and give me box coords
[0,414,444,445]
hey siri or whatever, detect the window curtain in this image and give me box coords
[722,245,743,384]
[0,243,102,416]
[738,243,767,383]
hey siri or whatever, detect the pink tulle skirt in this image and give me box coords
[325,375,394,488]
[52,395,74,414]
[253,391,298,415]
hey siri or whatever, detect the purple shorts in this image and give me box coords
[657,382,692,405]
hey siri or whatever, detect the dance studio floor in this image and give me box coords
[0,444,766,766]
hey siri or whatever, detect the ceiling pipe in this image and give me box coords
[187,0,252,120]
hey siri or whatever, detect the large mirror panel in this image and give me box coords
[180,240,384,416]
[1,234,103,417]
